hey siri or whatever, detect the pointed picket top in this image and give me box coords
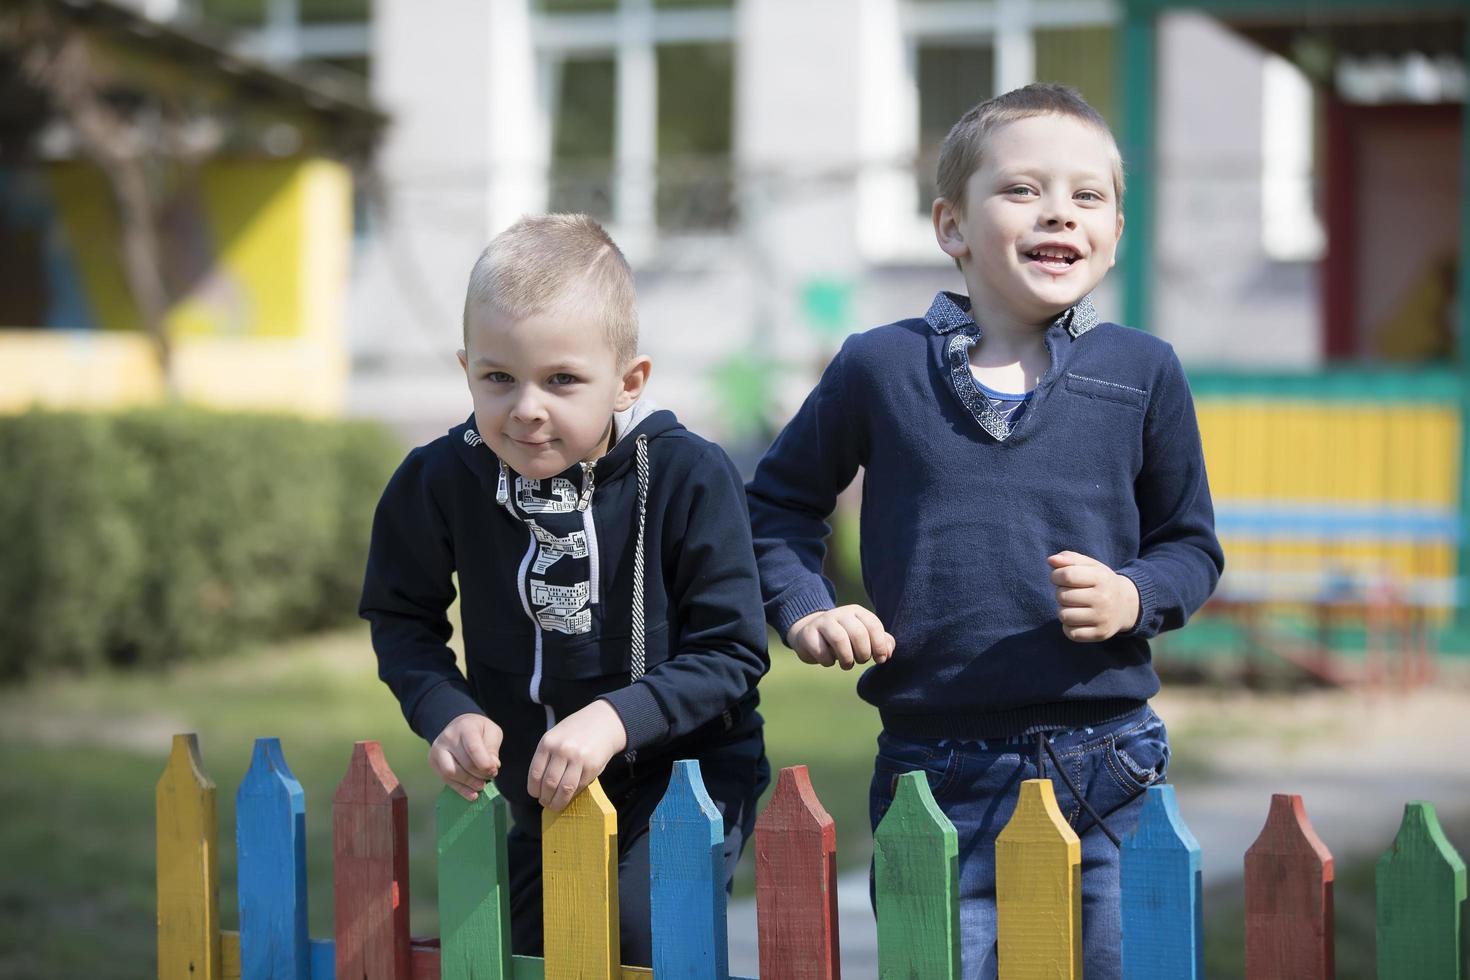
[755,764,841,980]
[333,739,406,806]
[1376,801,1466,980]
[436,783,513,980]
[1121,784,1203,980]
[157,732,222,980]
[333,740,412,980]
[543,779,620,979]
[1244,793,1334,980]
[995,778,1081,980]
[875,771,960,980]
[236,737,310,980]
[650,760,729,979]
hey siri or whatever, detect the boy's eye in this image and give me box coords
[486,371,512,384]
[1007,185,1036,197]
[1075,190,1105,203]
[549,373,579,386]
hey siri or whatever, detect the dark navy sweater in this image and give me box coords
[747,292,1224,739]
[360,408,768,819]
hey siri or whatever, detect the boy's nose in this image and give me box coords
[1041,195,1078,230]
[511,391,547,423]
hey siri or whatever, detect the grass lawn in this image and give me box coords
[0,623,882,979]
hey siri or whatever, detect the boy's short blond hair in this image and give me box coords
[463,213,638,365]
[936,83,1125,211]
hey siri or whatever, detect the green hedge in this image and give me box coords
[0,408,405,680]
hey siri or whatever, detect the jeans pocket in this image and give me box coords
[870,736,959,829]
[1104,717,1170,796]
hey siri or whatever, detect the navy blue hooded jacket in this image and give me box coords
[747,292,1224,740]
[360,407,767,818]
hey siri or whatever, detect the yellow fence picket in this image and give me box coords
[995,779,1081,980]
[543,780,619,979]
[156,733,220,980]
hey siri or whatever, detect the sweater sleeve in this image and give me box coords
[745,341,867,640]
[358,451,483,743]
[1116,350,1226,638]
[599,444,770,753]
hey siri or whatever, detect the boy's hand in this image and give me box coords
[429,713,504,802]
[785,605,896,670]
[1048,551,1140,642]
[528,699,628,812]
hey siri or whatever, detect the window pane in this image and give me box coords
[537,0,618,12]
[550,57,617,220]
[1034,27,1116,126]
[656,42,734,230]
[916,43,993,210]
[300,0,370,22]
[199,0,264,27]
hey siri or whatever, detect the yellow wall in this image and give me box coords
[0,333,346,416]
[1197,398,1460,620]
[2,157,351,415]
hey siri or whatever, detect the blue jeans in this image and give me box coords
[868,704,1169,980]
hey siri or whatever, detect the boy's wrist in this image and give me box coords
[1113,571,1141,635]
[412,679,487,745]
[576,698,629,754]
[598,685,667,753]
[1115,564,1158,638]
[774,588,836,644]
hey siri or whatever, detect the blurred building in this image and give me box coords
[0,0,381,414]
[4,0,1468,640]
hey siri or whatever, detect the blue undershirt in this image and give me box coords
[971,377,1034,433]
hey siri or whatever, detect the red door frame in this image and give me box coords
[1321,100,1463,360]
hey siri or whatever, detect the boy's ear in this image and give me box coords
[456,348,469,374]
[1109,212,1125,269]
[614,355,653,412]
[932,197,969,261]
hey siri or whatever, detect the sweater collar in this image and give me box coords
[923,290,1099,340]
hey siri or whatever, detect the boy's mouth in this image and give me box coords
[1024,245,1082,268]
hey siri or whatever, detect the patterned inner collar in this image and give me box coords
[923,291,1099,340]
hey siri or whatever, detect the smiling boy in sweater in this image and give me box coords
[747,84,1223,980]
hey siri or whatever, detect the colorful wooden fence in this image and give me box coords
[157,733,1466,979]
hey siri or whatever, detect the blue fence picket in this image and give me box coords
[651,759,729,979]
[236,737,309,980]
[1120,784,1203,980]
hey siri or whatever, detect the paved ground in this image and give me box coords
[721,681,1470,978]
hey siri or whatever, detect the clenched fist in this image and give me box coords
[527,699,628,812]
[429,713,504,801]
[1048,551,1140,642]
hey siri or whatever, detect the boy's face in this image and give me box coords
[458,302,649,480]
[935,114,1124,327]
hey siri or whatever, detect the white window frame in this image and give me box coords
[858,0,1116,265]
[1260,54,1325,262]
[531,0,736,259]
